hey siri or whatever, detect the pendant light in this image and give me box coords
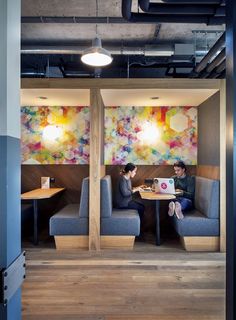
[81,0,113,67]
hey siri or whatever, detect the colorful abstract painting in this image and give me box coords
[21,106,90,164]
[104,106,197,165]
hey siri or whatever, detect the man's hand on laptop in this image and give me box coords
[175,189,184,195]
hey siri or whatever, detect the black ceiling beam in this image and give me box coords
[138,0,225,16]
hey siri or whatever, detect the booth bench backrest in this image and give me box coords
[100,175,113,218]
[194,176,219,219]
[78,177,89,217]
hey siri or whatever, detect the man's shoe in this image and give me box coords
[175,202,184,219]
[168,201,175,216]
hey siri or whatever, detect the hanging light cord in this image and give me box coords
[95,0,98,37]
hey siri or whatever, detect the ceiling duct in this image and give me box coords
[21,44,175,56]
[138,0,225,16]
[161,0,224,3]
[122,0,225,24]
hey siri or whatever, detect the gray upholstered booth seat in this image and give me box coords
[49,177,89,236]
[100,175,140,236]
[50,204,88,235]
[171,176,220,251]
[172,210,219,236]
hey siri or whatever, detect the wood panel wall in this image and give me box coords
[196,165,220,180]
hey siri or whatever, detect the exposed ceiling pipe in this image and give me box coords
[206,47,225,72]
[160,0,224,3]
[122,0,225,24]
[197,47,225,77]
[138,0,225,16]
[21,44,175,56]
[208,59,226,78]
[194,31,225,73]
[21,16,128,24]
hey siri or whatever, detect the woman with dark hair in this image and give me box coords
[168,160,195,219]
[115,163,145,219]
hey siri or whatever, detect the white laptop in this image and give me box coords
[153,178,175,194]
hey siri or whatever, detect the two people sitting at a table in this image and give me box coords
[168,160,195,219]
[115,160,195,223]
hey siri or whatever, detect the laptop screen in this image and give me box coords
[154,178,175,194]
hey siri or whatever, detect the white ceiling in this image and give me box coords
[21,88,218,107]
[21,89,90,106]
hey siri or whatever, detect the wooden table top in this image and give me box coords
[139,191,176,201]
[21,188,65,200]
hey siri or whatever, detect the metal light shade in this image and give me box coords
[81,37,113,67]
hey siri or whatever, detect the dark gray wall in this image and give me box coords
[198,91,220,166]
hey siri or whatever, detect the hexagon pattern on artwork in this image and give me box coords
[170,113,188,132]
[187,107,197,120]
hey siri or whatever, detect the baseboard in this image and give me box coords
[101,236,135,249]
[54,235,89,249]
[180,236,220,252]
[54,235,135,250]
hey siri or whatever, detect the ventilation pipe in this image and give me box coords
[161,0,224,3]
[193,31,225,74]
[138,0,225,16]
[122,0,225,24]
[208,59,226,78]
[196,47,225,78]
[21,44,175,56]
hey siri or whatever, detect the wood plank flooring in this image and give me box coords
[22,241,226,320]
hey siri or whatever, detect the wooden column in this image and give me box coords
[89,89,105,251]
[220,80,226,252]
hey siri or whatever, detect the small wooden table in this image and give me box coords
[140,191,176,246]
[21,188,65,245]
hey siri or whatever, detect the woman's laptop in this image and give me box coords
[154,178,175,194]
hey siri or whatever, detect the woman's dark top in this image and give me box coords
[173,175,195,200]
[115,175,133,208]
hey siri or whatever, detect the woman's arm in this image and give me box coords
[119,178,132,197]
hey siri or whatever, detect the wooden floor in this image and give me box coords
[22,240,226,320]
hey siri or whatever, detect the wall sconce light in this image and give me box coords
[137,121,160,145]
[42,125,63,142]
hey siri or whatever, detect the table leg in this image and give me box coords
[33,199,38,245]
[155,200,160,246]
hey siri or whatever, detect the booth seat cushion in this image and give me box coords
[50,204,88,235]
[172,210,220,237]
[101,209,140,236]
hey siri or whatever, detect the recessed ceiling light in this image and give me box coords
[150,96,159,100]
[38,96,48,100]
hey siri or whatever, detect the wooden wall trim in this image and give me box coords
[21,78,221,90]
[220,80,226,252]
[89,89,104,251]
[196,165,220,180]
